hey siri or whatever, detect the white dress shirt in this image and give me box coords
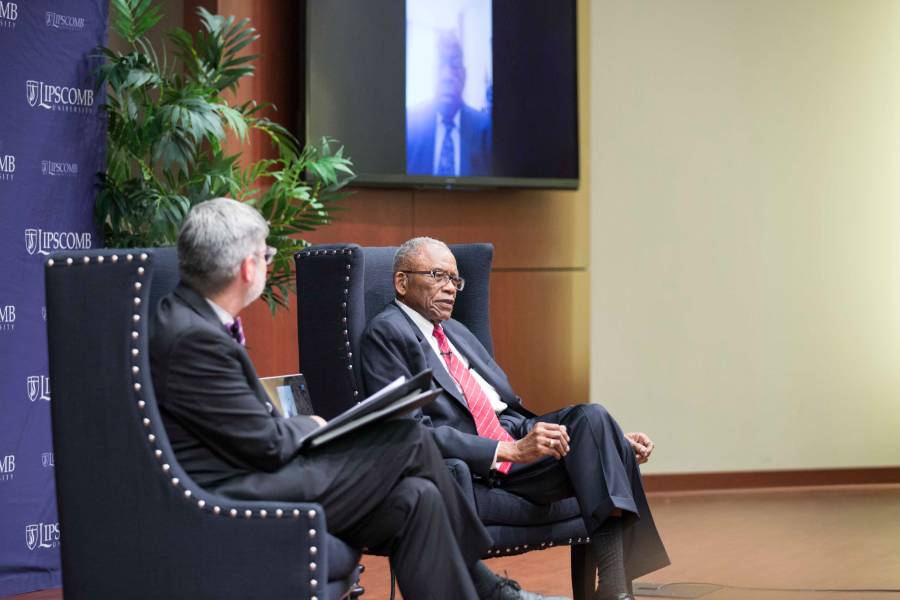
[396,300,509,469]
[206,298,234,327]
[431,110,461,176]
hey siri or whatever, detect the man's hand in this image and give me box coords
[625,432,654,464]
[497,422,570,464]
[310,415,327,428]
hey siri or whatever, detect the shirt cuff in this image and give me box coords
[490,441,501,471]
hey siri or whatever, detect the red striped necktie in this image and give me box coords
[432,324,513,474]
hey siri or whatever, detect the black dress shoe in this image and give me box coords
[594,593,634,600]
[485,575,570,600]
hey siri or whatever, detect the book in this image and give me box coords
[298,369,438,449]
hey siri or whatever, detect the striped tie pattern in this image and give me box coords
[433,324,514,474]
[436,118,455,176]
[225,316,246,346]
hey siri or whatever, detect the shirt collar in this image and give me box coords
[435,109,461,130]
[205,298,234,326]
[395,299,440,339]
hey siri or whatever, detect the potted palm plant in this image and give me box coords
[97,0,354,311]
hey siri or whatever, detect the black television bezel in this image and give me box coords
[299,0,579,191]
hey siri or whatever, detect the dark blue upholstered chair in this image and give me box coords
[295,244,596,599]
[45,247,362,600]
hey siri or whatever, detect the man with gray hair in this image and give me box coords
[150,199,564,600]
[361,237,670,600]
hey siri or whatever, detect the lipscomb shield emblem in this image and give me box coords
[25,524,39,551]
[41,161,48,175]
[26,81,39,108]
[45,12,52,26]
[25,229,37,255]
[27,375,39,402]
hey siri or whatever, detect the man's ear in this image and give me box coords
[394,271,407,297]
[239,256,255,284]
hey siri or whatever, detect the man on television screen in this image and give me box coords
[407,31,492,177]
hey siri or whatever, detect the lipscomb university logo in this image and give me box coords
[45,11,85,31]
[0,454,14,482]
[26,80,40,108]
[0,304,14,332]
[25,522,60,551]
[0,1,17,28]
[25,228,93,256]
[27,375,51,402]
[0,152,14,181]
[41,452,54,468]
[41,159,78,177]
[26,79,94,113]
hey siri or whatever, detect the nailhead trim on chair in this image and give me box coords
[297,246,362,402]
[47,252,325,595]
[484,533,591,557]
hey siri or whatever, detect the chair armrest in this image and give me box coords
[142,494,331,598]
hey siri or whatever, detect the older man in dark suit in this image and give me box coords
[407,31,492,177]
[150,199,564,600]
[361,237,670,600]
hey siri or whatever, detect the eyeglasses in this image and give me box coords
[259,246,277,265]
[400,269,465,291]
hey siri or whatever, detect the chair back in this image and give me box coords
[45,248,327,599]
[295,243,494,419]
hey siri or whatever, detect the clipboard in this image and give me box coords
[298,369,437,449]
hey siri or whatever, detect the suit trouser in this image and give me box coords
[497,403,670,580]
[215,420,491,600]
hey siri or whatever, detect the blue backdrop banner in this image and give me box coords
[0,0,107,595]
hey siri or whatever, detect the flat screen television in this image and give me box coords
[303,0,579,190]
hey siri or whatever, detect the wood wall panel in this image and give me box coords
[240,297,298,377]
[302,190,414,247]
[490,271,590,416]
[414,188,589,270]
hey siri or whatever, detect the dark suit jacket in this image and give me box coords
[406,103,492,176]
[149,283,320,492]
[361,302,535,479]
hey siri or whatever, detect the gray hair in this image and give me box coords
[178,197,269,295]
[393,237,448,273]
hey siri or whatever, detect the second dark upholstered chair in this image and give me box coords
[295,244,596,600]
[46,247,363,600]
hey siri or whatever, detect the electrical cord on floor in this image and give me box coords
[636,581,900,594]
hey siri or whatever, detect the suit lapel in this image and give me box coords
[443,322,512,400]
[390,304,469,409]
[459,107,471,174]
[173,283,276,414]
[173,283,226,331]
[418,336,469,407]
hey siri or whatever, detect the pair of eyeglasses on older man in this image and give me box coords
[400,269,465,291]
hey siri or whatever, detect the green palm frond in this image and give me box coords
[110,0,163,45]
[99,3,355,313]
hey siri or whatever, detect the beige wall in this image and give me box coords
[589,0,900,473]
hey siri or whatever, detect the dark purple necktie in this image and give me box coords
[225,316,245,346]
